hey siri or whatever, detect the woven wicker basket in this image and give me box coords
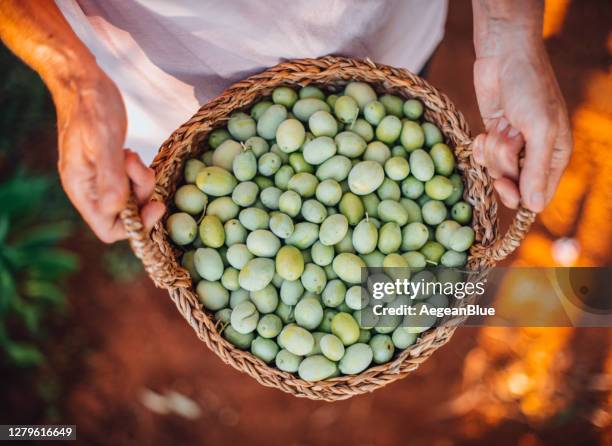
[120,56,535,402]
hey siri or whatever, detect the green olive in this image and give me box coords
[425,175,454,201]
[193,247,224,281]
[370,334,395,364]
[334,95,359,124]
[449,226,475,252]
[288,172,319,198]
[298,355,337,381]
[400,121,425,152]
[309,110,338,138]
[206,196,239,222]
[292,98,330,122]
[361,193,380,218]
[278,325,314,356]
[208,128,231,149]
[420,241,445,264]
[338,343,373,374]
[272,86,298,108]
[301,263,327,294]
[226,243,254,270]
[378,200,409,226]
[199,215,225,248]
[257,104,288,139]
[376,178,401,201]
[286,222,319,249]
[344,82,377,110]
[353,219,378,255]
[332,253,366,284]
[384,156,410,181]
[348,161,384,195]
[364,100,386,125]
[401,176,424,199]
[276,245,305,281]
[316,179,342,206]
[174,185,208,215]
[377,222,402,254]
[399,198,423,223]
[422,200,448,225]
[364,141,392,165]
[351,119,374,142]
[247,229,281,257]
[251,336,279,364]
[196,166,237,196]
[184,158,206,184]
[319,214,349,246]
[320,334,345,361]
[322,279,347,308]
[430,143,455,176]
[375,115,402,145]
[250,284,279,314]
[221,267,240,291]
[238,258,275,291]
[335,131,367,158]
[250,101,273,121]
[402,99,423,120]
[239,207,270,231]
[275,349,302,373]
[231,300,259,334]
[444,173,465,206]
[422,122,443,147]
[440,250,468,267]
[228,114,257,141]
[197,280,229,311]
[401,222,429,251]
[331,312,360,346]
[315,155,352,182]
[232,150,257,181]
[303,136,337,165]
[379,94,403,117]
[451,201,473,224]
[301,199,327,224]
[295,296,324,330]
[402,251,427,272]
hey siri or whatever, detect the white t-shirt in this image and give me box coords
[56,0,448,164]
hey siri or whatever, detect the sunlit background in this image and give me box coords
[0,0,610,444]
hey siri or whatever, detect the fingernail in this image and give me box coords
[508,127,520,138]
[497,118,509,133]
[530,192,545,211]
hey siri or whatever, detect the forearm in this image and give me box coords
[0,0,102,102]
[472,0,544,57]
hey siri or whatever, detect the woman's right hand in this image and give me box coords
[56,71,165,243]
[0,1,165,243]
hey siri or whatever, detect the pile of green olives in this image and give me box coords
[166,82,474,381]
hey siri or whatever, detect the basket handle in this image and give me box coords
[479,205,536,261]
[465,139,537,262]
[119,191,191,289]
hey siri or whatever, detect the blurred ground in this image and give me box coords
[0,0,610,445]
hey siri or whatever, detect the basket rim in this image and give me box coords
[143,56,501,401]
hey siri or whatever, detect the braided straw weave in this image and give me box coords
[120,56,535,401]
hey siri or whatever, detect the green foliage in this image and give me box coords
[102,241,143,282]
[0,171,78,367]
[0,46,53,153]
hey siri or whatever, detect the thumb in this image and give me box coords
[520,122,556,212]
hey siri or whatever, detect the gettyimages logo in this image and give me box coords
[358,267,612,329]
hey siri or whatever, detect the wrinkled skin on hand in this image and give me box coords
[57,75,164,243]
[472,25,572,211]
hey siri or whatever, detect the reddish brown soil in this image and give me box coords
[1,0,610,445]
